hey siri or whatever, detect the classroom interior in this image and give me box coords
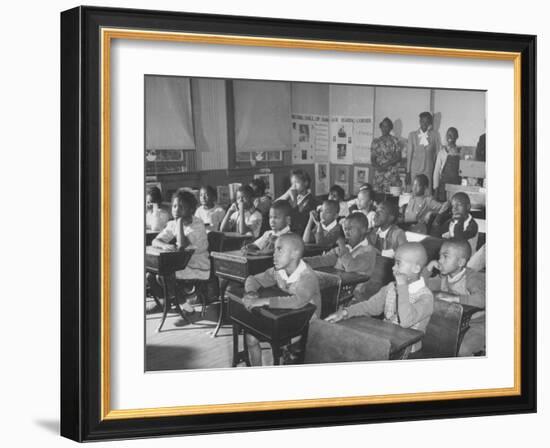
[144,76,487,371]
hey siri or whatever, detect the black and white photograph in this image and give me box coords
[144,76,487,371]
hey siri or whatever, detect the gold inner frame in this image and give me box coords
[100,28,522,420]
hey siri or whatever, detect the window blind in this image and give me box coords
[233,80,291,153]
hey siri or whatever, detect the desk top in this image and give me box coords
[222,232,255,239]
[227,285,316,321]
[338,316,423,355]
[211,250,271,263]
[145,246,194,274]
[314,266,369,286]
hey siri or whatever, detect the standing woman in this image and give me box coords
[370,117,402,193]
[406,111,440,192]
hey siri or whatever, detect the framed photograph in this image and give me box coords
[61,6,536,442]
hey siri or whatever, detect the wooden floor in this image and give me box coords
[145,297,278,371]
[145,298,235,371]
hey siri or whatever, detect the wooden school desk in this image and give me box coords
[145,230,159,246]
[226,285,317,367]
[145,246,194,332]
[217,231,254,251]
[337,316,424,360]
[210,244,328,337]
[210,250,274,337]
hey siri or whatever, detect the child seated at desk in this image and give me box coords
[401,174,445,234]
[243,200,292,254]
[325,242,434,353]
[303,199,343,247]
[276,169,316,236]
[220,185,263,238]
[349,188,376,229]
[369,200,407,258]
[425,239,486,356]
[304,212,376,276]
[148,190,210,313]
[146,186,170,231]
[243,233,321,366]
[431,191,479,253]
[249,178,272,217]
[316,184,349,217]
[194,185,226,231]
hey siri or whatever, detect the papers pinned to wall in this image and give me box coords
[329,116,374,165]
[291,114,329,164]
[352,118,374,164]
[315,163,330,196]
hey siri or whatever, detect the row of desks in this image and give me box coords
[145,230,448,363]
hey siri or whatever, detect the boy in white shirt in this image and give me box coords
[243,200,292,254]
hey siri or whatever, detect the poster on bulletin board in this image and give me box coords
[352,118,374,164]
[329,116,374,165]
[334,165,350,196]
[315,163,330,196]
[291,113,329,164]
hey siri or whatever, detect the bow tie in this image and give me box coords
[418,129,430,146]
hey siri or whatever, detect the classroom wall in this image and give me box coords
[373,86,431,153]
[291,82,329,115]
[152,80,485,199]
[433,89,486,147]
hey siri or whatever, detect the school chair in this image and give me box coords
[408,298,464,359]
[352,255,395,302]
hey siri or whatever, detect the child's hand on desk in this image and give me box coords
[325,308,348,323]
[241,244,253,254]
[243,292,266,310]
[160,243,178,252]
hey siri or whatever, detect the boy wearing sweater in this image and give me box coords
[304,212,377,276]
[426,239,486,356]
[369,200,407,258]
[325,242,434,353]
[243,233,321,366]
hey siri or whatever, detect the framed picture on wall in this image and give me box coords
[61,6,536,442]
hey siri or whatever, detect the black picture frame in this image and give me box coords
[61,5,536,442]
